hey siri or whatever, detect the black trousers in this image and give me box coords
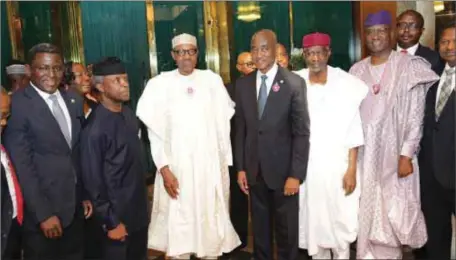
[3,219,22,260]
[250,174,299,260]
[84,216,104,259]
[229,166,249,249]
[22,213,84,260]
[102,227,148,260]
[416,172,455,259]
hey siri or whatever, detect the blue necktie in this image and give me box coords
[258,75,268,118]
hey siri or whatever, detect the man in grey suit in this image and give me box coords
[4,43,92,260]
[234,29,310,260]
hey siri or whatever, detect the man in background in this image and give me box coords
[5,60,29,94]
[396,9,443,74]
[276,43,290,69]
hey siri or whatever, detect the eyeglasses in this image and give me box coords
[238,62,255,68]
[34,65,63,74]
[396,22,422,31]
[173,49,198,57]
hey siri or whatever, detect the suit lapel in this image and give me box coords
[25,86,71,150]
[245,73,259,127]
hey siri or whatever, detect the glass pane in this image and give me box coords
[292,1,355,71]
[153,1,206,73]
[230,1,290,78]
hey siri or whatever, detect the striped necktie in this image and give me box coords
[435,68,455,120]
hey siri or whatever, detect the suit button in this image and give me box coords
[258,131,263,135]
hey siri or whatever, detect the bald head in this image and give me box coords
[0,86,11,132]
[251,29,278,73]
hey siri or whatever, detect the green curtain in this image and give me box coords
[80,1,154,175]
[80,1,151,110]
[230,1,290,79]
[18,1,53,55]
[153,1,207,73]
[1,1,12,87]
[292,1,355,71]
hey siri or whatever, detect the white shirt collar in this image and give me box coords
[444,63,455,73]
[30,82,62,101]
[397,43,420,55]
[256,63,279,81]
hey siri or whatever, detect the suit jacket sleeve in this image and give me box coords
[3,99,53,223]
[81,133,121,230]
[234,80,246,173]
[289,77,311,182]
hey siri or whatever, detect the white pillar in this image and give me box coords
[416,1,436,49]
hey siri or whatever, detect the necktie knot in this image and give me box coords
[49,94,58,102]
[445,68,455,76]
[261,75,267,82]
[400,49,408,54]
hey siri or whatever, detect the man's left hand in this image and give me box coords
[398,155,414,178]
[284,177,300,196]
[82,200,93,219]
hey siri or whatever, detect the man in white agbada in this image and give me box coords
[136,33,240,259]
[294,33,368,259]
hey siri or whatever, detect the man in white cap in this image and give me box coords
[137,33,240,259]
[5,60,30,93]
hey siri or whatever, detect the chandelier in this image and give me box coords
[237,1,261,22]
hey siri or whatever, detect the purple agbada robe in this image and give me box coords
[349,51,439,259]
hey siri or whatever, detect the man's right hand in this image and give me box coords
[237,171,249,195]
[107,223,128,241]
[161,166,179,199]
[40,215,62,239]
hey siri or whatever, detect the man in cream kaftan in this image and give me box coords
[295,33,368,259]
[136,33,240,259]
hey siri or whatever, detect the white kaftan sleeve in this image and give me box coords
[345,75,369,149]
[136,76,169,171]
[210,72,235,166]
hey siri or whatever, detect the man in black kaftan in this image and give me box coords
[80,57,149,260]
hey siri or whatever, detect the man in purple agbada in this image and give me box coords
[349,10,439,259]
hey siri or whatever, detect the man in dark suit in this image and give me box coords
[234,29,310,260]
[1,87,23,260]
[417,23,455,259]
[225,51,255,255]
[396,9,444,74]
[80,57,149,260]
[3,43,92,260]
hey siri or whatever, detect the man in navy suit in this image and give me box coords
[3,43,92,260]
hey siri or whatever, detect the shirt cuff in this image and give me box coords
[400,143,416,158]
